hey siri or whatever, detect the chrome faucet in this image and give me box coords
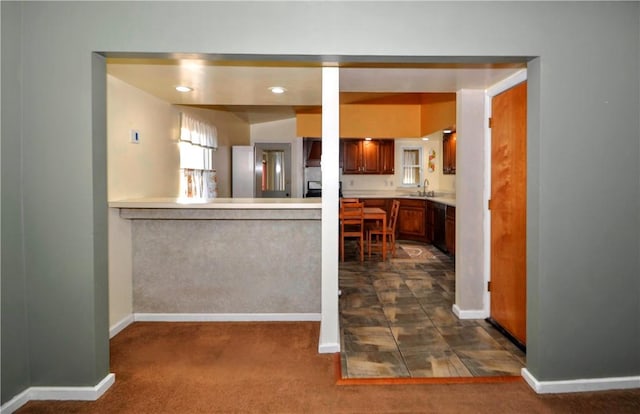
[422,178,430,196]
[419,178,435,197]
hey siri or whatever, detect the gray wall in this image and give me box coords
[1,1,31,402]
[1,1,639,402]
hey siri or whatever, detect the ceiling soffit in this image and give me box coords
[106,57,525,124]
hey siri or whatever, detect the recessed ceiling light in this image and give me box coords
[269,86,286,94]
[443,129,452,134]
[175,86,193,93]
[364,137,372,141]
[422,137,430,141]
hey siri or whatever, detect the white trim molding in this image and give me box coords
[522,368,640,394]
[133,313,322,322]
[486,69,527,97]
[0,374,115,414]
[109,314,134,338]
[0,388,30,414]
[452,304,489,320]
[318,342,340,354]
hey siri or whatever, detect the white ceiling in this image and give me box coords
[107,60,525,124]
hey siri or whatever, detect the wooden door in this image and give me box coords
[490,81,527,345]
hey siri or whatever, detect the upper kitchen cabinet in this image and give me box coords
[443,131,456,175]
[342,139,394,175]
[342,139,361,173]
[380,140,395,174]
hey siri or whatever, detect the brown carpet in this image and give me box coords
[17,322,640,413]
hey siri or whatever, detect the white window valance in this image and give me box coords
[178,112,218,199]
[179,112,218,148]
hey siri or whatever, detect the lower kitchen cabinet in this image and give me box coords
[361,198,391,220]
[355,197,451,250]
[397,199,427,242]
[361,198,389,209]
[445,205,456,256]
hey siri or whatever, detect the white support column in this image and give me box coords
[318,67,340,353]
[453,89,489,318]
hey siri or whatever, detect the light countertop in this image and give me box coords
[109,197,322,209]
[109,193,455,209]
[341,191,456,207]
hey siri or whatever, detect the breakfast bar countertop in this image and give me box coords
[111,198,322,317]
[109,197,322,209]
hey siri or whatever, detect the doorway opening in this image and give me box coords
[254,143,292,198]
[103,55,532,382]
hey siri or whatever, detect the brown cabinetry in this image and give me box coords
[397,199,427,242]
[359,197,449,248]
[361,198,391,222]
[443,132,456,174]
[361,198,389,210]
[341,139,394,174]
[380,140,395,174]
[445,205,456,256]
[361,140,381,173]
[342,140,361,173]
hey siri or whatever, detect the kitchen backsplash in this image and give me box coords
[305,165,455,194]
[340,172,400,191]
[302,136,456,194]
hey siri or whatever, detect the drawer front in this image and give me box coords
[400,198,425,208]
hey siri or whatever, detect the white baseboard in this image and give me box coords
[0,373,115,414]
[0,388,30,414]
[133,312,322,322]
[452,304,488,319]
[318,342,340,354]
[522,368,640,394]
[109,314,134,338]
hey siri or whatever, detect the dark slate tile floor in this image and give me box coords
[339,241,526,379]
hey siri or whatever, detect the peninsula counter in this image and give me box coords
[110,198,322,320]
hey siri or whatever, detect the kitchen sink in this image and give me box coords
[409,191,436,198]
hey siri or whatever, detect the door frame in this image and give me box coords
[483,70,528,317]
[254,142,292,198]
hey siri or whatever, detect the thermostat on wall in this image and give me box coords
[130,129,140,144]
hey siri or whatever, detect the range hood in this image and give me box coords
[305,138,322,167]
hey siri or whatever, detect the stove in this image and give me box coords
[305,181,343,198]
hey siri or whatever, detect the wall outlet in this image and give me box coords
[130,129,140,144]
